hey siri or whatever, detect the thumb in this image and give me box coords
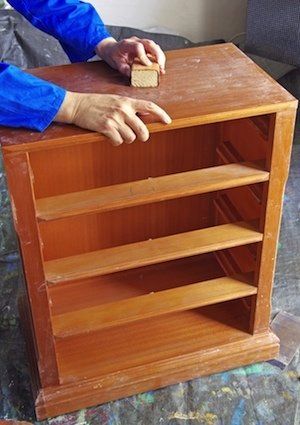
[118,62,131,77]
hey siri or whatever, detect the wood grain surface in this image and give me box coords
[0,44,296,151]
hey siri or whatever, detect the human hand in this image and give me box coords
[96,36,166,77]
[55,91,171,146]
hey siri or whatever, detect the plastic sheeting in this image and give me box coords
[0,10,222,70]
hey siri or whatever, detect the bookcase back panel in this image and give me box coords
[39,194,213,261]
[29,124,219,199]
[48,252,224,315]
[39,181,263,262]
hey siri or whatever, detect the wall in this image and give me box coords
[87,0,248,42]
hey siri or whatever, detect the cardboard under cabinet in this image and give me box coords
[0,44,297,420]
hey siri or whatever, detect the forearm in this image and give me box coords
[0,63,65,131]
[7,0,111,62]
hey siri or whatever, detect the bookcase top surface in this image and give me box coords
[0,43,297,150]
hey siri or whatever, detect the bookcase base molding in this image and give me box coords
[33,328,278,420]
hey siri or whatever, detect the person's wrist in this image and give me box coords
[96,37,117,59]
[54,91,81,124]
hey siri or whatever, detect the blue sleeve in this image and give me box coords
[7,0,111,62]
[0,63,66,131]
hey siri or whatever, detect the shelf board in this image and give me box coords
[54,301,252,383]
[45,221,263,284]
[51,275,257,337]
[36,162,269,221]
[49,253,223,315]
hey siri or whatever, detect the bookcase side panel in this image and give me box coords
[3,151,60,388]
[251,108,297,332]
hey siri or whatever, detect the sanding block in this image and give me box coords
[131,59,160,88]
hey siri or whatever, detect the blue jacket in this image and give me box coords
[0,1,111,131]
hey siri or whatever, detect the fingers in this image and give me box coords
[102,126,124,147]
[117,123,137,144]
[140,39,166,73]
[125,114,150,142]
[122,39,152,67]
[134,100,172,124]
[118,61,131,77]
[75,93,172,147]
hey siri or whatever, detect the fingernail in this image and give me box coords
[165,116,172,124]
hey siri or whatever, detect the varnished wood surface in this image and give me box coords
[3,153,59,387]
[0,44,296,420]
[0,44,296,151]
[45,221,263,284]
[36,162,269,221]
[51,275,257,337]
[251,109,297,332]
[54,301,252,383]
[30,125,218,198]
[48,253,223,315]
[36,330,278,419]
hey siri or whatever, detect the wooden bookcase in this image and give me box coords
[0,44,297,420]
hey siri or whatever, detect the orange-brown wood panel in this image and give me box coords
[51,276,257,337]
[39,195,213,261]
[44,221,263,284]
[0,44,295,153]
[2,152,59,387]
[54,301,253,383]
[29,125,218,198]
[221,118,268,163]
[48,253,223,315]
[35,162,269,221]
[36,330,278,420]
[251,108,297,332]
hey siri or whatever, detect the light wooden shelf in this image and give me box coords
[36,162,269,221]
[45,221,263,284]
[51,275,257,337]
[48,253,223,315]
[54,301,252,384]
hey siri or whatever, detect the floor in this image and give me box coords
[0,140,299,424]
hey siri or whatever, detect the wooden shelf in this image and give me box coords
[36,162,269,221]
[51,275,257,337]
[54,301,252,384]
[48,253,224,315]
[45,221,263,284]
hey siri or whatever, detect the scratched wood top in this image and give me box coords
[0,43,296,150]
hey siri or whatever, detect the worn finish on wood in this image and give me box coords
[0,44,297,420]
[36,162,269,221]
[3,153,59,388]
[37,330,279,419]
[48,253,224,315]
[44,221,263,284]
[0,43,295,152]
[51,275,257,337]
[251,109,297,332]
